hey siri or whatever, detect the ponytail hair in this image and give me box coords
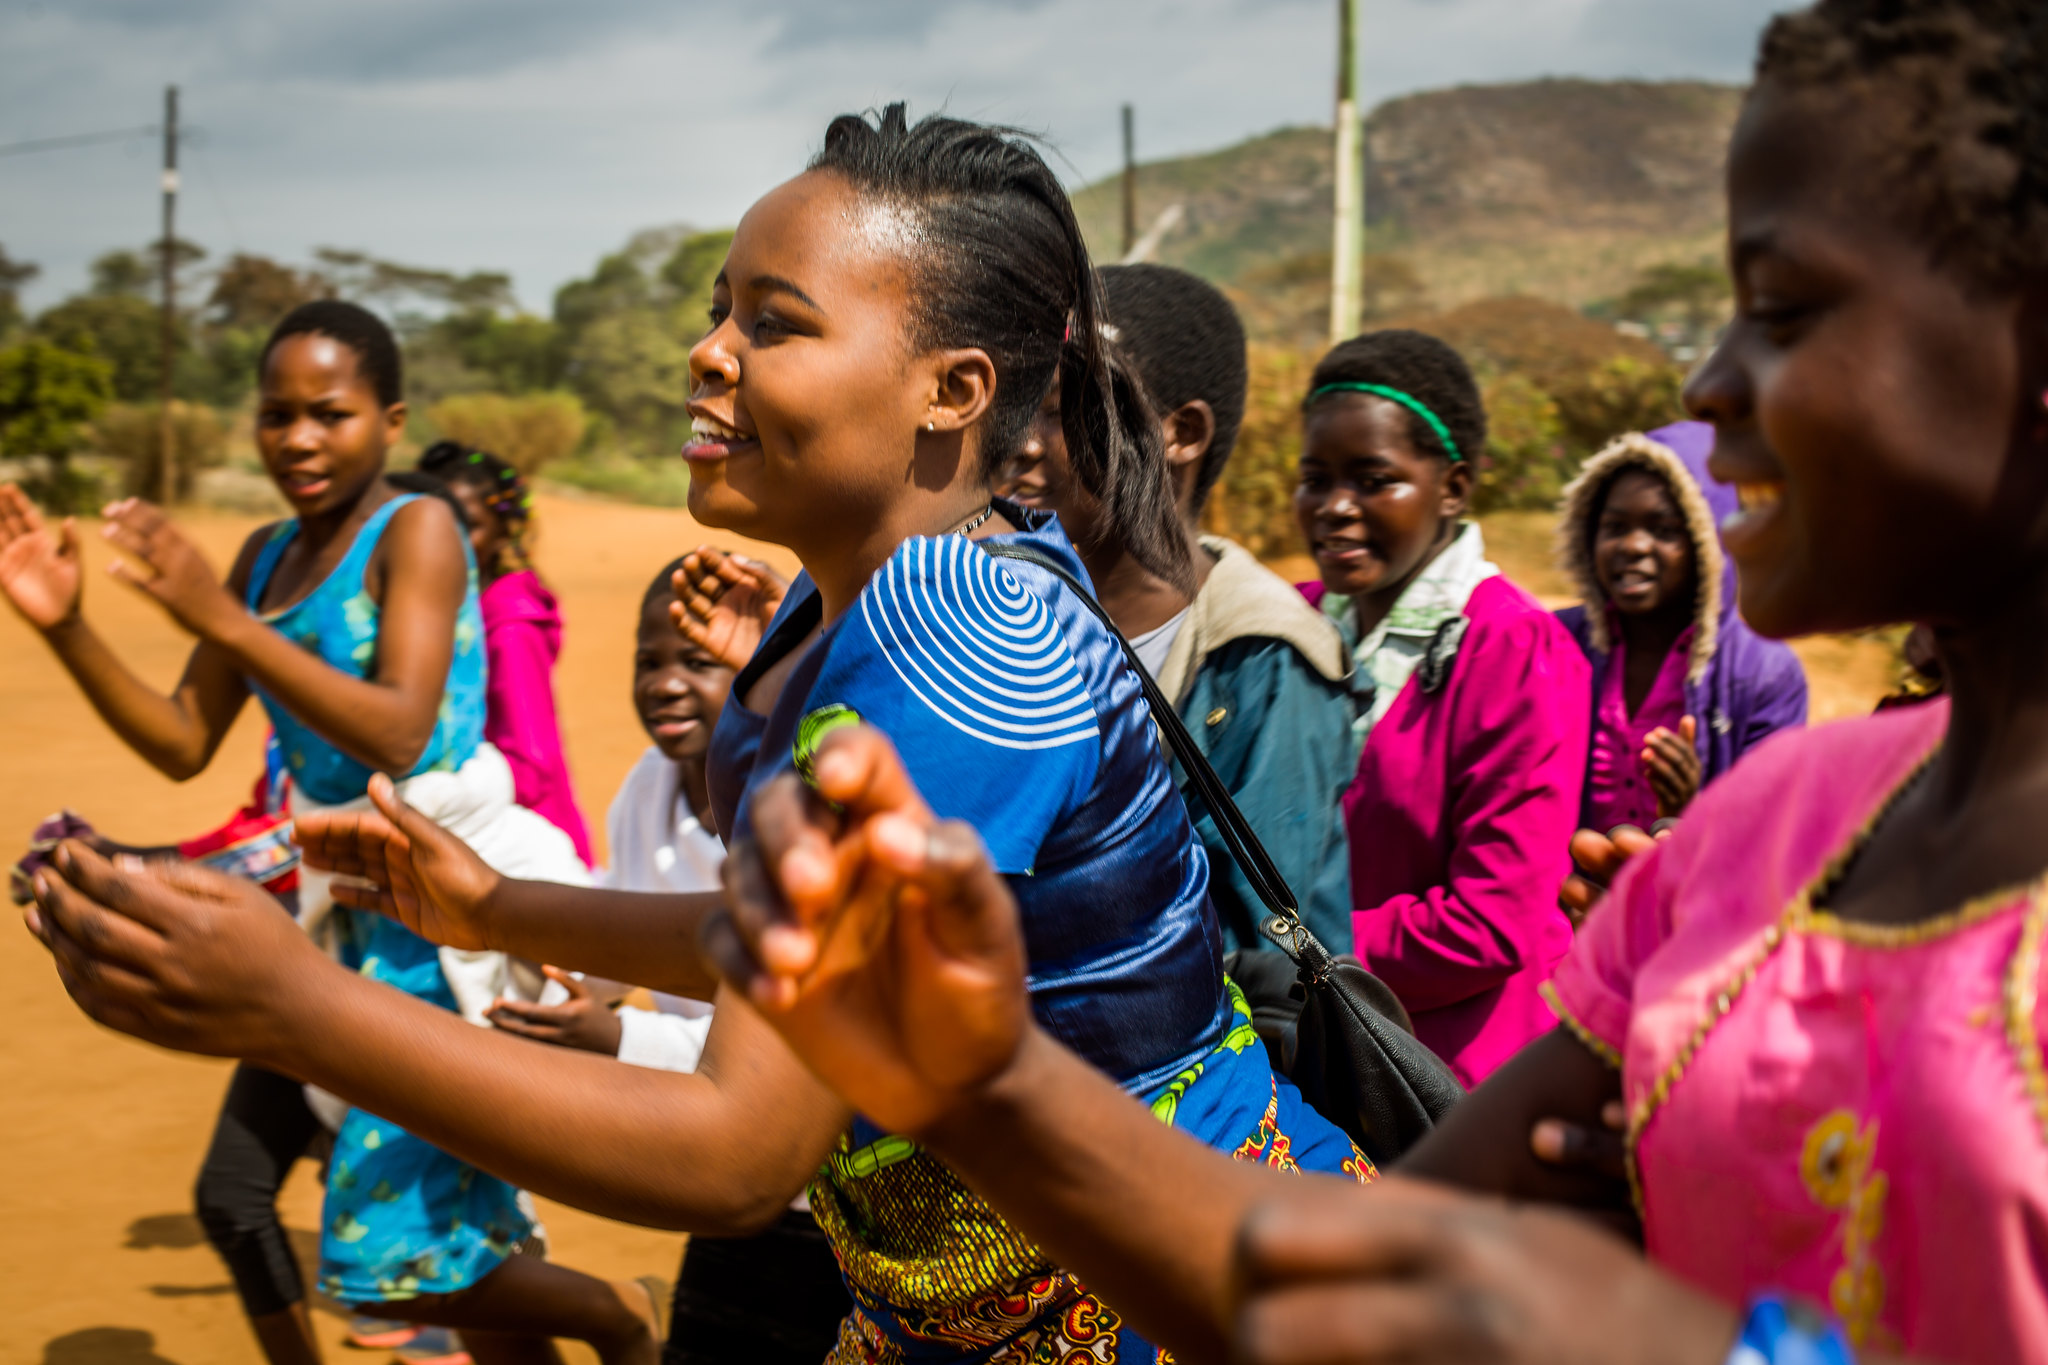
[809,104,1191,589]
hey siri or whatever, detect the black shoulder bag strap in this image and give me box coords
[982,542,1464,1163]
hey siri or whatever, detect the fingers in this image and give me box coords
[293,809,403,879]
[47,841,190,935]
[542,963,590,1001]
[749,772,849,924]
[1567,829,1620,886]
[0,483,45,540]
[713,830,811,997]
[29,855,173,976]
[1529,1117,1629,1179]
[1234,1281,1480,1365]
[869,816,1014,960]
[1234,1189,1447,1289]
[809,726,934,825]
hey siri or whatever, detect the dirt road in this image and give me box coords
[0,494,1887,1365]
[1,494,794,1365]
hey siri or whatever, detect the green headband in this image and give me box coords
[1308,382,1464,463]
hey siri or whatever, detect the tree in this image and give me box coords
[0,339,115,510]
[429,392,588,474]
[0,245,38,339]
[35,292,168,403]
[207,254,334,329]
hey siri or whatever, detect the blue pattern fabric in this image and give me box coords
[710,512,1235,1096]
[243,494,487,806]
[241,492,519,1303]
[317,910,531,1303]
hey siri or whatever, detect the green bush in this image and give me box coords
[428,391,590,475]
[541,454,694,507]
[1471,370,1569,512]
[91,400,228,501]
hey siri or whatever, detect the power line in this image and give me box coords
[0,125,162,159]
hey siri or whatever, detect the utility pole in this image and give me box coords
[1121,103,1137,258]
[1329,0,1364,343]
[158,84,178,506]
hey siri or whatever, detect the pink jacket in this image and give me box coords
[480,570,594,866]
[1304,574,1589,1085]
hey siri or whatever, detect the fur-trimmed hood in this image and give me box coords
[1555,430,1725,685]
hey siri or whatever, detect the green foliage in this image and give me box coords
[1552,354,1685,454]
[36,292,166,402]
[1470,370,1568,512]
[541,453,695,507]
[207,254,333,329]
[554,227,731,461]
[0,339,116,511]
[427,392,588,475]
[0,245,37,340]
[0,339,115,457]
[1201,344,1315,558]
[92,400,228,501]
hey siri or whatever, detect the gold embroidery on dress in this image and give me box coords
[1799,1109,1887,1345]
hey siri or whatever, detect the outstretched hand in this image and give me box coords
[0,483,84,632]
[671,546,787,671]
[23,841,325,1061]
[99,498,241,639]
[703,724,1032,1137]
[293,772,504,951]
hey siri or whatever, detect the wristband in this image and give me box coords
[1727,1294,1854,1365]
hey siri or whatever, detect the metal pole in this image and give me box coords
[159,85,178,506]
[1121,104,1137,258]
[1329,0,1364,343]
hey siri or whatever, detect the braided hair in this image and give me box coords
[418,440,534,576]
[808,104,1191,588]
[1758,1,2048,289]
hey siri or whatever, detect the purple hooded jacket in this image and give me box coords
[1554,421,1808,816]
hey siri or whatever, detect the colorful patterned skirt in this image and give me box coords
[318,909,534,1304]
[809,984,1375,1363]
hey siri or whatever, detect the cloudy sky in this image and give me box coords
[1,0,1791,314]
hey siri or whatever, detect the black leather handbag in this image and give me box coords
[983,544,1465,1165]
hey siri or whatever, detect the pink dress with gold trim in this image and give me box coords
[1546,698,2048,1365]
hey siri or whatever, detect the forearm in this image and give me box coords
[484,879,725,1000]
[924,1027,1290,1365]
[41,618,214,776]
[261,964,841,1232]
[210,611,437,774]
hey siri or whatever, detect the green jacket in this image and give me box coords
[1157,537,1355,954]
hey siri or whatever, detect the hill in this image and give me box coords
[1071,78,1744,342]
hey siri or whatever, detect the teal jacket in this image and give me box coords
[1158,538,1356,955]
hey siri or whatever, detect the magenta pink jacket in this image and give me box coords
[480,570,594,867]
[1302,574,1589,1085]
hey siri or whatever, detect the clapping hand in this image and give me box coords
[99,499,241,639]
[671,546,787,671]
[702,724,1032,1138]
[294,772,504,951]
[1643,715,1702,820]
[0,484,84,632]
[23,842,325,1062]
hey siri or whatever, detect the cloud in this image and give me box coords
[0,0,1778,314]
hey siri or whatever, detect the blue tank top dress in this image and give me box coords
[245,493,531,1304]
[707,506,1370,1363]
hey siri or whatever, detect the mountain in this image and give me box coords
[1071,78,1744,343]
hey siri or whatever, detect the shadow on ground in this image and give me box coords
[41,1327,183,1364]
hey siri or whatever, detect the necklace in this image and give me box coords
[951,503,997,537]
